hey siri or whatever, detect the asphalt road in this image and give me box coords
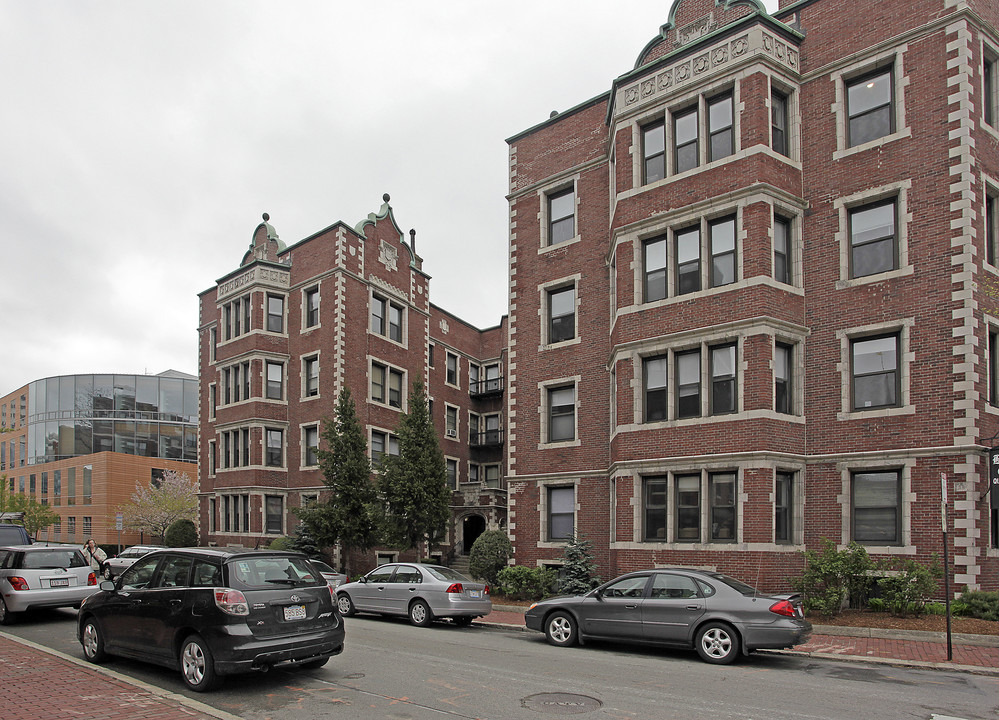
[5,608,998,720]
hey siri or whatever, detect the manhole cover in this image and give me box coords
[521,693,602,715]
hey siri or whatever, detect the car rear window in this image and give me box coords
[226,556,322,589]
[423,566,468,582]
[703,572,759,596]
[22,550,87,570]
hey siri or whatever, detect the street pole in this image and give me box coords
[941,473,952,662]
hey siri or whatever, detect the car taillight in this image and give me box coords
[8,576,29,591]
[445,583,463,594]
[214,588,249,616]
[484,585,490,595]
[88,572,97,586]
[769,599,795,617]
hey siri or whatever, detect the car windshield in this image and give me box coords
[22,550,86,569]
[226,556,321,588]
[311,560,336,574]
[423,566,469,582]
[704,572,760,597]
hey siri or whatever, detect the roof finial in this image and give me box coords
[262,212,270,222]
[409,228,416,255]
[382,193,390,204]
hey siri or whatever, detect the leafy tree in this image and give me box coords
[468,530,511,585]
[377,378,450,551]
[164,518,198,547]
[119,469,198,543]
[558,535,601,595]
[9,493,60,539]
[0,474,20,517]
[295,387,378,575]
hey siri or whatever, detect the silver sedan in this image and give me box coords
[336,563,491,627]
[0,545,99,623]
[524,568,811,664]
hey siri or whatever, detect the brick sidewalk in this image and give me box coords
[0,635,229,720]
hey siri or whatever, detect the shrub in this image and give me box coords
[790,539,876,617]
[923,602,947,616]
[875,556,941,617]
[468,530,512,585]
[867,597,887,613]
[267,535,295,551]
[164,519,198,547]
[955,590,999,621]
[558,536,600,596]
[496,566,557,601]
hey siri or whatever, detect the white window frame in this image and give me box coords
[837,459,914,554]
[538,177,580,252]
[540,275,581,349]
[836,319,915,420]
[831,50,910,160]
[538,377,581,449]
[834,180,912,287]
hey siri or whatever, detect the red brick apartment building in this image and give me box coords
[505,0,999,591]
[197,205,507,568]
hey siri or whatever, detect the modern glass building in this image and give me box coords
[24,372,197,464]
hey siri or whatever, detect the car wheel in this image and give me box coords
[180,634,221,692]
[299,656,329,670]
[695,622,740,665]
[452,616,474,627]
[0,596,16,625]
[408,599,433,627]
[336,593,356,617]
[544,611,578,647]
[102,566,113,580]
[81,617,108,663]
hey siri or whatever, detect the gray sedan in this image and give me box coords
[336,563,491,627]
[0,545,99,624]
[103,545,165,579]
[524,568,811,664]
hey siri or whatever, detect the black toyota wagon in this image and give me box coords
[77,548,344,691]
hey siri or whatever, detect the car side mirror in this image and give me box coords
[99,580,116,592]
[358,576,367,584]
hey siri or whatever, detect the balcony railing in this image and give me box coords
[469,377,504,398]
[469,429,504,448]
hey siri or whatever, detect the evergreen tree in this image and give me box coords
[295,386,378,574]
[377,377,450,551]
[558,535,601,595]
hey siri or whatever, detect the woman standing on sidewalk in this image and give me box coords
[82,538,107,577]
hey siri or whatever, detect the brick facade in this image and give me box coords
[506,0,999,592]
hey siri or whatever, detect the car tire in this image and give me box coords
[695,622,740,665]
[452,616,474,627]
[102,566,113,580]
[180,634,221,692]
[544,611,578,647]
[336,593,356,617]
[0,596,16,626]
[408,599,433,627]
[299,656,329,670]
[80,617,108,663]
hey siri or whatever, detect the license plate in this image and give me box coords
[50,578,69,588]
[283,605,306,621]
[468,590,481,598]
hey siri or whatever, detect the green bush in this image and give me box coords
[558,536,600,596]
[496,566,557,601]
[468,530,512,585]
[875,556,941,617]
[164,519,198,547]
[267,535,295,551]
[923,602,947,615]
[954,590,999,621]
[791,539,876,617]
[867,597,887,613]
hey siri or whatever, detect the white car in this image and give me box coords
[102,545,165,579]
[0,545,99,624]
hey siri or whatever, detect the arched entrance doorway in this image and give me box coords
[462,514,486,554]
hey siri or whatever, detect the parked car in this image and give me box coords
[310,560,348,589]
[0,523,32,546]
[102,545,165,579]
[336,562,491,627]
[0,545,99,624]
[77,548,344,691]
[524,568,811,664]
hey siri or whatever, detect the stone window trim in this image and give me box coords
[369,290,407,347]
[631,206,745,305]
[831,49,911,160]
[982,39,998,136]
[301,423,320,469]
[985,313,999,413]
[983,173,999,273]
[370,427,400,464]
[445,456,460,488]
[768,74,799,163]
[536,479,579,548]
[627,79,740,190]
[834,180,913,287]
[539,274,582,350]
[835,319,915,420]
[538,375,581,449]
[368,357,407,412]
[836,460,915,554]
[772,335,805,418]
[302,284,321,332]
[265,292,287,336]
[445,351,461,388]
[208,382,216,421]
[264,359,286,403]
[444,403,460,440]
[771,201,805,290]
[207,440,216,478]
[301,352,321,400]
[537,176,581,253]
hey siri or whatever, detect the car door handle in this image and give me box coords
[625,604,637,609]
[170,599,183,609]
[686,605,701,610]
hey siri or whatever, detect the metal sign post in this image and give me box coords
[116,512,123,556]
[941,473,952,662]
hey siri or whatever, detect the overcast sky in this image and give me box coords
[0,0,779,392]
